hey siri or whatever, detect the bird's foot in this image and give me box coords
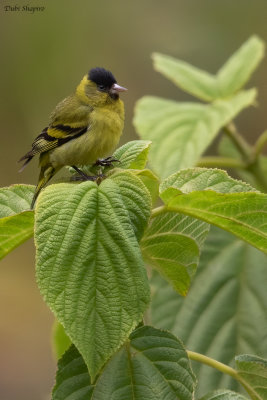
[71,166,105,184]
[71,174,98,182]
[94,157,120,167]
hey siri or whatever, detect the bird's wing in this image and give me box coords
[18,124,89,172]
[20,124,89,160]
[32,124,89,155]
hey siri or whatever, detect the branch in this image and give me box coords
[253,130,267,158]
[197,156,246,169]
[187,350,260,400]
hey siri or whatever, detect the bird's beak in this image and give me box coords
[110,83,128,94]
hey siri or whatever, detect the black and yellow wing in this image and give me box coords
[18,124,88,171]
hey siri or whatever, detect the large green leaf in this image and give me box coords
[35,172,151,380]
[52,326,196,400]
[141,212,209,296]
[134,90,256,177]
[0,184,35,260]
[159,168,267,253]
[199,389,248,400]
[152,36,264,102]
[150,226,267,396]
[235,355,267,400]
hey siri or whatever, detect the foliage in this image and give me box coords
[1,35,267,399]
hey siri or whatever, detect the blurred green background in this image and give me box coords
[1,0,267,398]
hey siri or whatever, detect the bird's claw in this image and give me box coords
[71,173,106,184]
[94,157,121,167]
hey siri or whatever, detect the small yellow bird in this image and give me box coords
[19,67,127,208]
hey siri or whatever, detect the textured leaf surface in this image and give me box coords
[53,326,196,400]
[160,169,267,253]
[235,355,267,400]
[112,140,152,169]
[134,90,256,177]
[0,184,34,217]
[35,172,151,379]
[152,36,264,101]
[129,169,159,205]
[52,345,93,400]
[142,212,209,295]
[150,227,267,396]
[0,185,35,259]
[160,168,255,199]
[199,389,248,400]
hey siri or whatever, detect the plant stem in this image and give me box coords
[197,156,246,169]
[151,205,167,218]
[187,350,260,400]
[223,123,267,193]
[253,130,267,158]
[223,123,251,159]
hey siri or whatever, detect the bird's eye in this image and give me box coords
[98,84,106,91]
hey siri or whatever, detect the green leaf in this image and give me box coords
[112,140,152,169]
[150,226,267,396]
[160,168,267,254]
[129,169,159,205]
[0,211,34,260]
[199,389,249,400]
[217,36,265,99]
[52,345,93,400]
[35,172,151,380]
[0,185,35,260]
[160,168,255,202]
[152,36,264,101]
[53,326,196,400]
[52,321,72,359]
[153,52,219,102]
[0,184,34,217]
[75,140,152,177]
[142,212,209,296]
[235,355,267,400]
[134,90,256,177]
[109,170,152,241]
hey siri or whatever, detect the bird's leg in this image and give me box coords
[71,166,98,181]
[94,157,121,167]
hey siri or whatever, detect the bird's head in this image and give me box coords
[76,67,127,106]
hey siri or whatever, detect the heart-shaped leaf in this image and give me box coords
[35,172,151,379]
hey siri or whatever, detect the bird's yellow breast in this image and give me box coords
[49,99,124,168]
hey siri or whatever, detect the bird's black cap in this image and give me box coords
[88,67,117,88]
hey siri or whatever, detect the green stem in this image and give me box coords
[151,205,167,218]
[187,351,260,400]
[223,123,251,159]
[253,130,267,158]
[197,156,246,169]
[223,123,267,193]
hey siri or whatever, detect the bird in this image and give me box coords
[18,67,127,208]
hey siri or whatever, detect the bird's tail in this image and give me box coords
[31,165,55,209]
[18,152,34,173]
